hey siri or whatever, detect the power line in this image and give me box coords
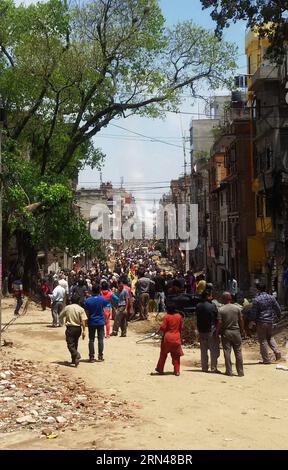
[111,124,185,149]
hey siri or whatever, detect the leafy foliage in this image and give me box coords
[200,0,288,62]
[2,142,101,257]
[0,0,237,265]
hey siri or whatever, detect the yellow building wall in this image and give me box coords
[247,236,266,273]
[245,29,270,91]
[256,216,272,234]
[246,27,274,274]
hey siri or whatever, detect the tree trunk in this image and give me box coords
[15,230,39,294]
[2,223,11,295]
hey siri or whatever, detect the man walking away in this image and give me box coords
[154,270,166,313]
[216,292,244,377]
[111,280,129,337]
[70,279,87,307]
[84,284,110,362]
[136,270,155,320]
[251,284,282,364]
[59,303,87,367]
[50,281,65,327]
[196,289,220,373]
[12,277,24,316]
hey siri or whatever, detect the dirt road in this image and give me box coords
[1,298,288,450]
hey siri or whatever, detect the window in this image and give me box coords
[248,55,252,75]
[259,151,266,172]
[253,143,259,176]
[266,147,273,170]
[252,98,257,121]
[257,195,264,217]
[230,145,237,174]
[256,99,261,119]
[265,197,273,218]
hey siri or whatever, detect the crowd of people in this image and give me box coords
[10,245,284,376]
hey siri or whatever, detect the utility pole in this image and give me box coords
[0,98,6,348]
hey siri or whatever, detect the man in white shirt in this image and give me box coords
[58,274,69,305]
[50,282,66,327]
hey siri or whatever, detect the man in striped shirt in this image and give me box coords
[251,284,282,364]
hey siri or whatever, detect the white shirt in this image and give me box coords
[58,279,69,294]
[51,285,65,302]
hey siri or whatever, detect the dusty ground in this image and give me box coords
[1,297,288,450]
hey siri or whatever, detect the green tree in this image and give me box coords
[0,0,237,284]
[200,0,288,61]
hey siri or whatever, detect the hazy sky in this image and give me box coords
[78,0,247,206]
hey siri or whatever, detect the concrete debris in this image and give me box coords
[0,359,134,436]
[56,416,66,424]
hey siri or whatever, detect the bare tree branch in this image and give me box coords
[0,43,15,67]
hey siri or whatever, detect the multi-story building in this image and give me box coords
[246,30,288,299]
[76,182,134,261]
[206,92,256,292]
[208,140,228,288]
[160,175,192,271]
[190,158,210,273]
[189,95,230,275]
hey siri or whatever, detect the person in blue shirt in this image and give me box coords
[84,284,110,362]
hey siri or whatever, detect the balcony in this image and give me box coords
[226,106,251,123]
[250,65,280,91]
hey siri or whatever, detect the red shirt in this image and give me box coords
[41,283,50,295]
[160,313,184,356]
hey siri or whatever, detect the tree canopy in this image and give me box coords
[0,0,237,274]
[200,0,288,62]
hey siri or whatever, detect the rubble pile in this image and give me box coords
[0,359,134,435]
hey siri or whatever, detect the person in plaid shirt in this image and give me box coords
[251,284,282,364]
[12,278,24,316]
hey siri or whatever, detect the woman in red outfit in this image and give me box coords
[155,306,184,376]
